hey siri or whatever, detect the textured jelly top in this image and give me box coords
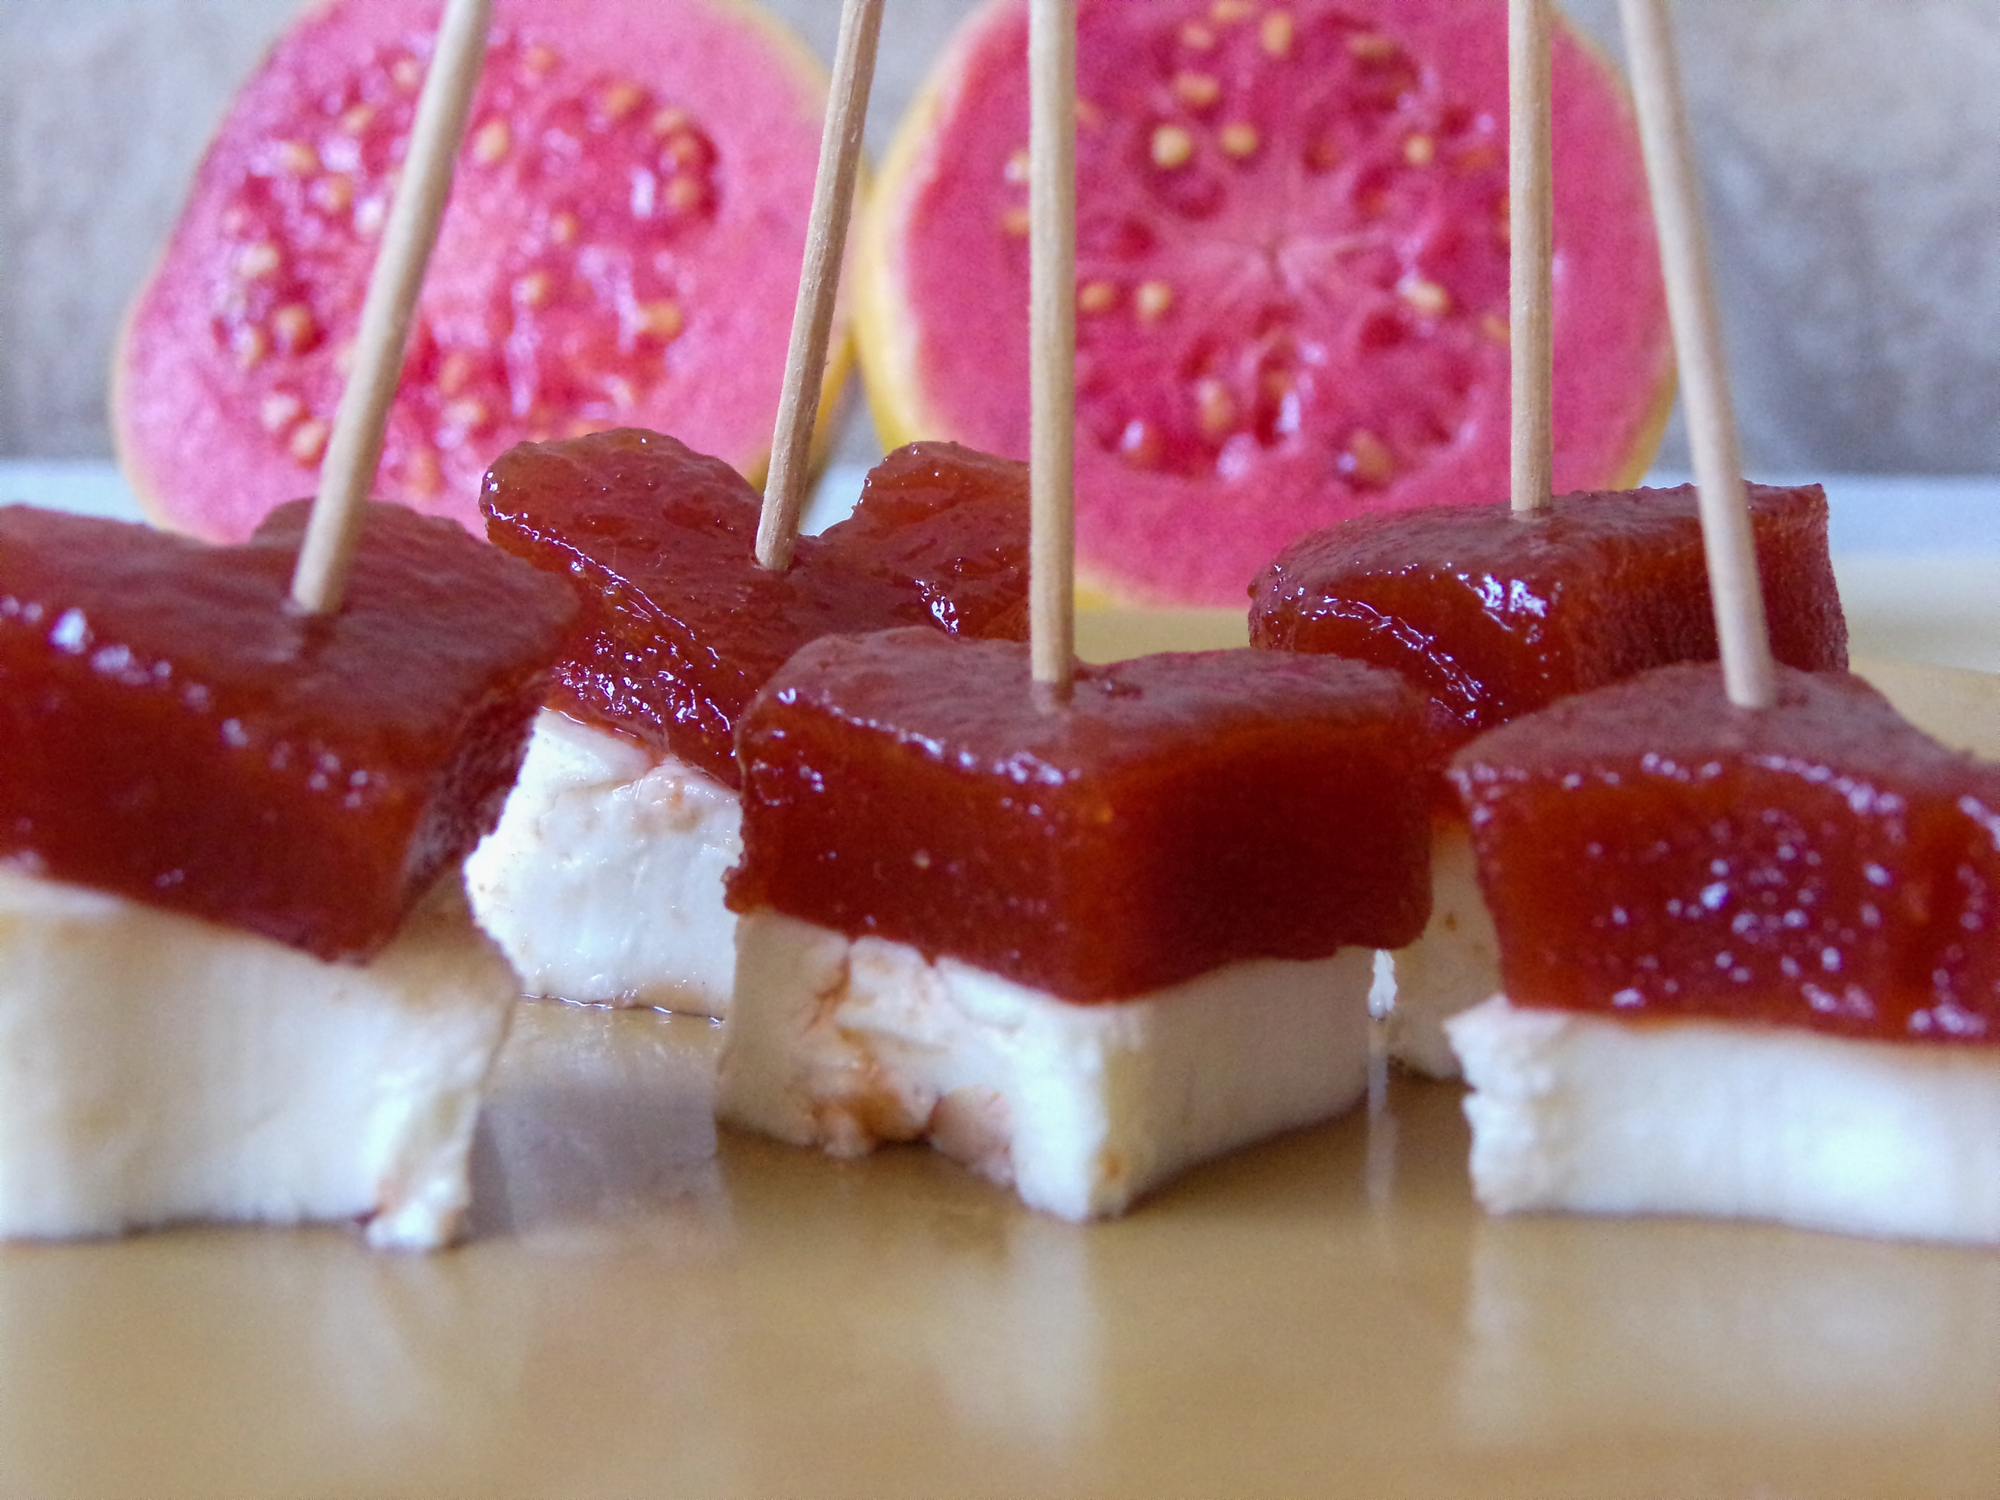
[0,499,575,959]
[1251,483,1847,763]
[482,429,1031,785]
[1451,661,2000,1043]
[729,628,1433,1001]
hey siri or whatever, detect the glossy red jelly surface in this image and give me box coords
[1451,662,2000,1042]
[1250,484,1846,755]
[828,441,1033,640]
[728,629,1433,1002]
[0,499,575,960]
[480,429,1030,784]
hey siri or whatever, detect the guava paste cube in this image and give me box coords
[0,500,576,962]
[1250,484,1846,753]
[727,629,1433,1002]
[1449,662,2000,1042]
[480,429,1030,785]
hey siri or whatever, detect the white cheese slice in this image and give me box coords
[1380,817,1499,1078]
[465,710,741,1016]
[1448,993,2000,1245]
[719,910,1374,1221]
[0,866,516,1250]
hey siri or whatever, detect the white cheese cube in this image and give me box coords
[1380,817,1499,1078]
[719,911,1374,1220]
[466,710,741,1016]
[1448,994,2000,1245]
[0,866,516,1249]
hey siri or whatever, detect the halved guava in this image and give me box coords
[114,0,847,541]
[857,0,1673,606]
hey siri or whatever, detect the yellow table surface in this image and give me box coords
[4,627,1997,1500]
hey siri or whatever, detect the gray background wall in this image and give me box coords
[2,0,1996,476]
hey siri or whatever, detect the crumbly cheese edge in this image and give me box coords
[465,709,741,1017]
[0,866,517,1250]
[1382,818,1499,1079]
[1448,994,2000,1245]
[719,911,1374,1221]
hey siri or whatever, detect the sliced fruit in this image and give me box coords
[857,0,1673,605]
[114,0,847,541]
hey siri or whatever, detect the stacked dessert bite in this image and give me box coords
[0,0,586,1252]
[1445,661,2000,1244]
[1433,0,2000,1246]
[0,500,574,1248]
[1243,0,1857,1085]
[1250,480,1848,1074]
[718,630,1432,1218]
[707,0,1445,1219]
[453,0,955,1026]
[466,430,1030,1016]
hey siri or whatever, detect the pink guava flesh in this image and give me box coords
[117,0,829,541]
[882,0,1670,604]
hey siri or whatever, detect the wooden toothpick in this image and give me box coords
[290,0,492,615]
[1509,0,1554,514]
[756,0,886,571]
[1618,0,1775,709]
[1028,0,1078,702]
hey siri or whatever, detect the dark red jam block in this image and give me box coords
[1249,484,1846,752]
[830,442,1032,640]
[0,500,575,961]
[481,429,1030,784]
[728,629,1433,1002]
[1450,662,2000,1043]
